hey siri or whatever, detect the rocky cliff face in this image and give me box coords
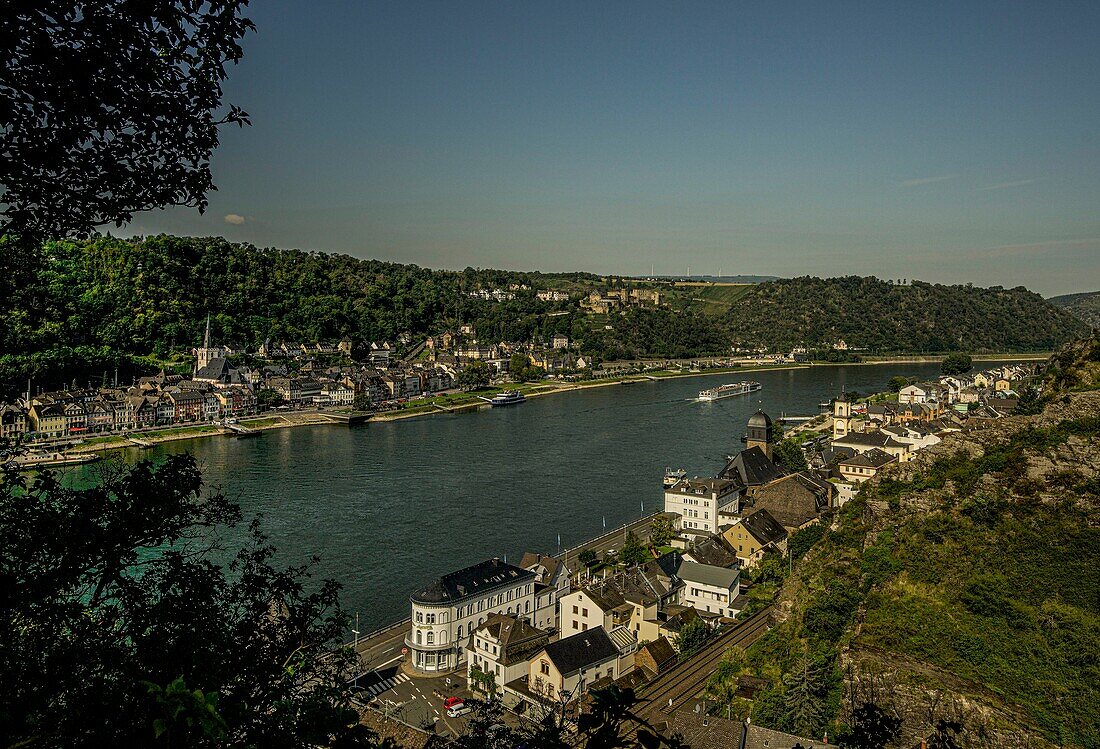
[763,340,1099,749]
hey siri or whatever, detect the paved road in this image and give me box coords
[559,511,664,574]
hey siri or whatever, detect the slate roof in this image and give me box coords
[411,558,534,604]
[738,508,789,546]
[746,474,829,529]
[684,535,739,568]
[664,713,743,749]
[742,723,826,749]
[472,613,549,666]
[720,446,781,487]
[519,552,566,585]
[637,636,677,671]
[832,431,907,450]
[541,628,619,676]
[678,560,739,590]
[840,447,896,469]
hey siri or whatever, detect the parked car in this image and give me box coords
[443,696,464,710]
[446,703,471,718]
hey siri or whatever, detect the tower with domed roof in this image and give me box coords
[745,409,774,459]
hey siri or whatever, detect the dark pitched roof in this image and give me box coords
[833,431,906,450]
[738,508,789,546]
[742,723,826,749]
[720,446,781,487]
[685,535,739,569]
[411,558,535,604]
[840,447,896,468]
[637,636,677,671]
[473,614,550,666]
[664,713,743,749]
[518,552,566,585]
[541,628,619,675]
[746,474,829,529]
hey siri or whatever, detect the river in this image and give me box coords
[65,362,959,630]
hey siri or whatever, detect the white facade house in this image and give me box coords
[898,383,933,404]
[465,614,550,701]
[558,588,622,638]
[663,477,740,535]
[677,560,742,618]
[407,558,537,673]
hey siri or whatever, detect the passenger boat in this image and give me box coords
[697,381,762,401]
[10,451,102,470]
[488,390,527,407]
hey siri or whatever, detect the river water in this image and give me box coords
[66,362,954,630]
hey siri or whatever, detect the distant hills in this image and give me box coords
[633,274,781,284]
[0,236,1088,395]
[722,276,1087,353]
[1048,290,1100,326]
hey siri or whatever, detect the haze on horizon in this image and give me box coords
[124,1,1100,297]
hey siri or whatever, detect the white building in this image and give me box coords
[466,614,550,701]
[678,561,742,619]
[407,558,537,673]
[663,477,740,535]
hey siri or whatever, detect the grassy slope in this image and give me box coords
[733,345,1100,747]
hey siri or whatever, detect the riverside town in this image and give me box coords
[3,3,1098,749]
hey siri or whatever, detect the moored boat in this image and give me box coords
[489,390,527,407]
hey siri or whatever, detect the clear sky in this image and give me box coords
[125,1,1100,296]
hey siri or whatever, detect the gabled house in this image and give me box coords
[516,628,620,709]
[466,614,550,703]
[838,448,897,483]
[722,509,788,568]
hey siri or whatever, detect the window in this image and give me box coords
[416,612,423,623]
[525,601,530,613]
[540,661,550,676]
[582,608,588,617]
[426,632,434,645]
[572,620,578,630]
[572,605,578,614]
[582,623,588,631]
[458,625,464,639]
[416,631,422,644]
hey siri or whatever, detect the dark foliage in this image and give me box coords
[836,702,902,749]
[0,450,379,748]
[0,2,254,242]
[940,353,972,375]
[723,276,1086,353]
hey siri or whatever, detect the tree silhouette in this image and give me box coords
[1,1,254,242]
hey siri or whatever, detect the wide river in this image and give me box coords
[67,362,956,631]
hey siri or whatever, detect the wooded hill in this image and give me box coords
[722,275,1087,353]
[1048,290,1100,327]
[716,337,1100,748]
[0,235,1086,396]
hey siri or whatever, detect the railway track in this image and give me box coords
[633,606,774,726]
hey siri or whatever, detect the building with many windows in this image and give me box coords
[663,477,740,535]
[407,558,537,673]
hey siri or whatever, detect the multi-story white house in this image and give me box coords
[663,477,740,535]
[407,558,537,674]
[678,561,742,619]
[465,614,550,702]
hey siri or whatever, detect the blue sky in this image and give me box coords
[126,1,1100,295]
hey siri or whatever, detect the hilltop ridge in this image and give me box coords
[0,235,1086,395]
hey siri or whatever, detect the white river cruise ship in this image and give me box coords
[697,380,762,402]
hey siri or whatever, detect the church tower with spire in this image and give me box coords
[195,314,224,372]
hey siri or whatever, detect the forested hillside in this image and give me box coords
[1049,290,1100,327]
[715,338,1100,748]
[0,236,1086,396]
[723,276,1086,353]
